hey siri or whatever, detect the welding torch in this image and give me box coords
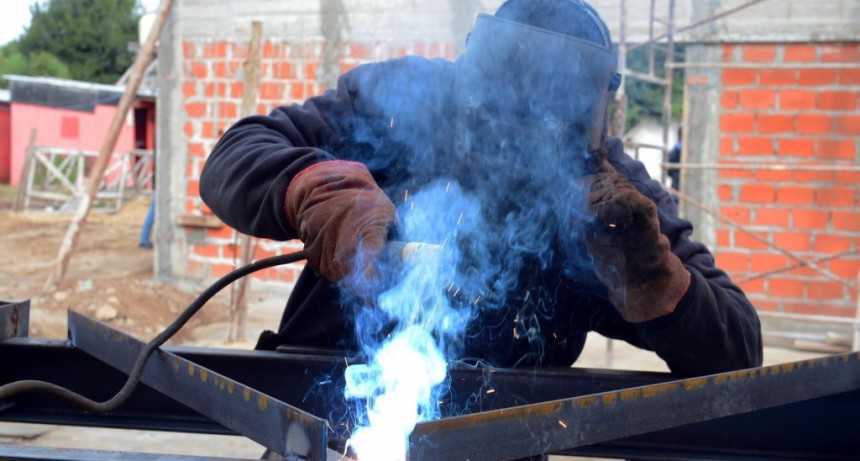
[0,241,438,413]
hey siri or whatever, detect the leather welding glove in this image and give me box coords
[285,160,397,285]
[582,162,691,323]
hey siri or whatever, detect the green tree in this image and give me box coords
[16,0,141,84]
[622,44,685,130]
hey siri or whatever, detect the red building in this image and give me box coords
[0,75,155,186]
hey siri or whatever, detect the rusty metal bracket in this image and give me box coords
[0,299,30,341]
[66,310,329,460]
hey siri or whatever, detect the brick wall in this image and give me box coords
[715,43,859,317]
[180,37,455,285]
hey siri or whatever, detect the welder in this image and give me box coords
[200,0,763,376]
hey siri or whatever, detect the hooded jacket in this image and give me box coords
[200,56,763,375]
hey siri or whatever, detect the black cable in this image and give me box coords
[0,251,308,412]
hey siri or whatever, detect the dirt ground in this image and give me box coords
[0,191,828,459]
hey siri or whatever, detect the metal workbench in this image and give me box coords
[1,299,858,460]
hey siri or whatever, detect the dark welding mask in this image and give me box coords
[453,13,621,172]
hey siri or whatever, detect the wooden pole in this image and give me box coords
[227,21,264,343]
[13,129,38,212]
[43,0,176,292]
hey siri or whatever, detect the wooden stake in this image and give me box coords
[227,21,264,343]
[43,0,176,292]
[13,129,38,212]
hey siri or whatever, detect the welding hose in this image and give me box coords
[0,251,309,413]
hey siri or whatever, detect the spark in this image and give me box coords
[608,223,617,229]
[486,388,496,394]
[452,287,461,298]
[457,213,463,225]
[440,237,448,248]
[447,282,455,292]
[558,420,568,429]
[344,357,349,367]
[445,181,451,192]
[472,295,482,305]
[404,189,409,203]
[390,117,395,128]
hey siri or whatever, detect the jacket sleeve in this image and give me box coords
[597,138,763,375]
[199,73,360,241]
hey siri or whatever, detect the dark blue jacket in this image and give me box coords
[200,56,762,375]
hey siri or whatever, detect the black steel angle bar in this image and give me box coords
[409,352,860,460]
[67,311,328,460]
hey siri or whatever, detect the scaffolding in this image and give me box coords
[610,0,860,355]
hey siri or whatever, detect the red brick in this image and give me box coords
[739,89,776,109]
[305,62,319,80]
[716,184,734,202]
[183,41,196,59]
[768,278,805,299]
[751,253,788,272]
[783,44,817,62]
[832,211,860,232]
[737,137,774,156]
[778,138,815,158]
[721,91,739,109]
[818,91,858,111]
[829,259,860,280]
[201,121,215,139]
[721,113,756,133]
[207,225,235,240]
[759,69,797,86]
[779,90,816,110]
[776,186,816,205]
[217,102,237,119]
[204,41,228,58]
[736,231,771,250]
[793,209,829,230]
[183,121,195,138]
[183,82,197,98]
[716,252,750,272]
[193,244,220,258]
[807,281,845,301]
[262,41,276,58]
[742,45,777,62]
[290,82,305,100]
[191,62,207,79]
[836,115,860,135]
[754,208,790,227]
[839,68,860,85]
[188,143,206,158]
[230,82,244,99]
[757,115,794,133]
[798,69,838,86]
[796,114,833,134]
[739,184,776,203]
[185,102,207,118]
[720,137,736,156]
[813,234,853,253]
[816,187,856,207]
[187,179,200,197]
[753,300,779,312]
[723,68,757,86]
[795,169,835,182]
[817,139,856,160]
[203,82,216,98]
[717,228,731,246]
[721,206,752,224]
[755,169,793,182]
[821,44,860,63]
[773,232,811,251]
[835,170,860,184]
[273,62,294,79]
[212,62,227,78]
[738,278,765,295]
[211,263,236,278]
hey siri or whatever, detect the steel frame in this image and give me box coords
[1,301,859,460]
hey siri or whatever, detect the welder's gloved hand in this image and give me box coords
[285,160,397,286]
[582,162,691,323]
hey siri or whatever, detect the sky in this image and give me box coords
[0,0,161,47]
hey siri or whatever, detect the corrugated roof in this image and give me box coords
[0,88,9,103]
[2,74,156,99]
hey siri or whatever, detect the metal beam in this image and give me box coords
[66,311,328,460]
[0,444,254,461]
[409,352,860,460]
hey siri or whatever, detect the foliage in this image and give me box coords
[621,44,686,130]
[4,0,141,85]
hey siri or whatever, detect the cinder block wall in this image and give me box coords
[714,42,859,317]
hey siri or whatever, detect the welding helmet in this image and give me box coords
[453,12,621,169]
